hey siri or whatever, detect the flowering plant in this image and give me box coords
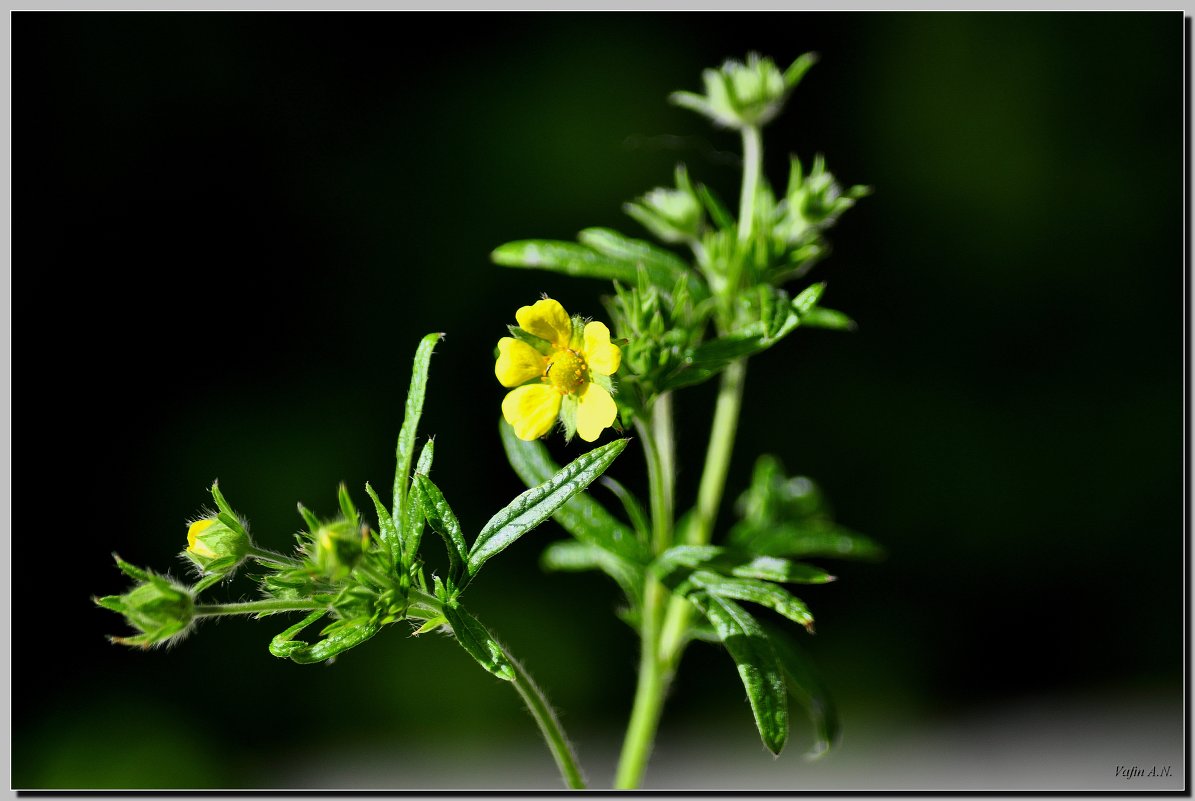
[95,52,876,790]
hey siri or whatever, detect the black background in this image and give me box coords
[18,12,1184,788]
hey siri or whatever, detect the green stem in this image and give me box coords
[195,599,325,617]
[737,125,762,244]
[615,120,760,791]
[247,546,299,567]
[659,358,747,659]
[502,644,588,790]
[615,394,676,789]
[614,576,666,789]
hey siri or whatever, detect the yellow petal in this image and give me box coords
[502,384,563,441]
[583,321,621,376]
[576,382,617,442]
[516,298,572,348]
[495,337,547,388]
[187,518,217,557]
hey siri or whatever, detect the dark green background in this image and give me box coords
[19,12,1184,789]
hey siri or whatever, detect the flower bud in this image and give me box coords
[625,167,704,244]
[671,53,817,130]
[312,520,367,581]
[96,566,195,648]
[184,517,250,574]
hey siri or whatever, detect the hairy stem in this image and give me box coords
[737,124,762,244]
[498,638,587,789]
[247,546,300,567]
[195,599,326,616]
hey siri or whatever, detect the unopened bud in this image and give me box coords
[184,517,250,574]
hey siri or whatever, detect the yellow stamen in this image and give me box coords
[546,349,588,394]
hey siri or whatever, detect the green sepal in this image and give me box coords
[411,616,447,636]
[558,394,579,442]
[394,332,443,523]
[507,325,555,355]
[337,482,360,532]
[414,475,468,585]
[443,603,515,682]
[688,591,789,755]
[466,438,629,584]
[297,502,321,534]
[209,481,246,537]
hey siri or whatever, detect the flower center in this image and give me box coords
[546,349,588,394]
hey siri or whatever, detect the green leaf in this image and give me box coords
[364,482,401,567]
[493,240,634,282]
[492,233,706,299]
[414,475,468,583]
[402,474,427,570]
[268,611,381,665]
[499,421,648,564]
[394,332,443,522]
[688,592,789,755]
[690,571,814,633]
[800,307,856,331]
[734,523,883,561]
[577,228,704,298]
[540,540,644,606]
[443,604,515,681]
[652,545,834,585]
[468,438,629,582]
[599,476,651,544]
[763,621,840,758]
[696,183,734,230]
[791,282,826,315]
[731,556,835,585]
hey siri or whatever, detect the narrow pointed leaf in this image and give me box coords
[500,421,647,564]
[690,570,815,632]
[394,333,443,522]
[764,621,840,758]
[734,523,883,561]
[577,228,705,298]
[468,438,628,581]
[443,604,515,681]
[365,482,401,566]
[540,541,644,606]
[688,591,789,755]
[731,556,835,584]
[600,476,651,544]
[414,475,467,583]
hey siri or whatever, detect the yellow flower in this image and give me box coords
[496,297,621,442]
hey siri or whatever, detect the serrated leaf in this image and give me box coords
[467,438,628,583]
[443,604,515,681]
[763,621,840,758]
[394,333,443,522]
[414,475,468,583]
[690,571,815,632]
[499,421,647,564]
[688,591,789,755]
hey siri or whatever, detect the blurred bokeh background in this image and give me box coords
[18,11,1185,790]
